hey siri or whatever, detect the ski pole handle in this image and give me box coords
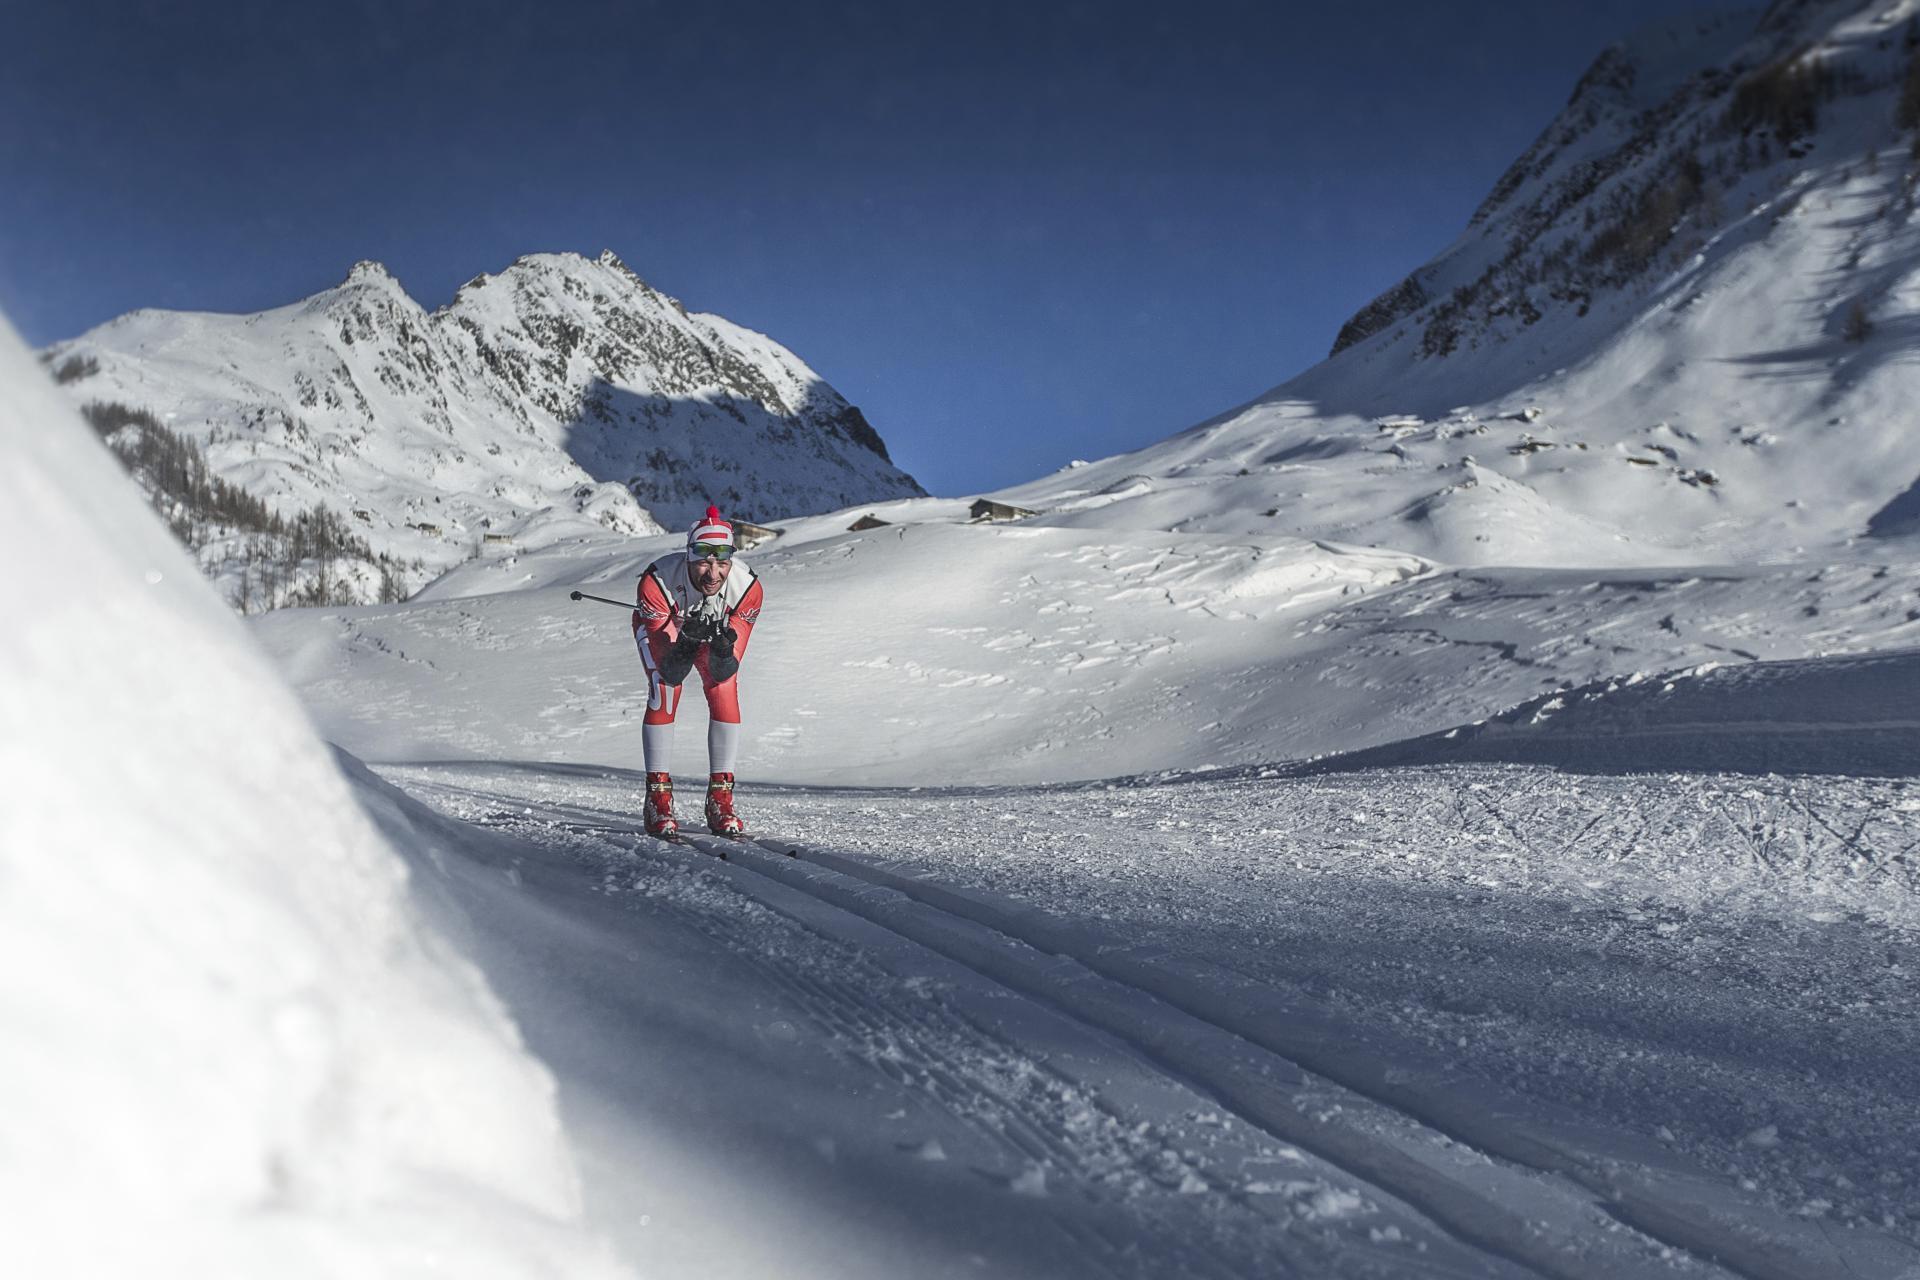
[569,590,637,610]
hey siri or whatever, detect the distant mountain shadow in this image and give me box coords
[1301,649,1920,779]
[559,379,921,529]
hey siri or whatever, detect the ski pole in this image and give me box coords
[568,590,636,610]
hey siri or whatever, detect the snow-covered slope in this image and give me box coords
[998,0,1920,566]
[42,250,924,603]
[374,750,1919,1279]
[249,496,1920,786]
[229,487,1920,1274]
[24,7,1920,1274]
[235,7,1920,787]
[0,319,625,1275]
[232,492,1920,1274]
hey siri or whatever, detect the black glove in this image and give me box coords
[657,631,700,686]
[707,625,740,683]
[680,611,723,644]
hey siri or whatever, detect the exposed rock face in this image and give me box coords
[45,250,925,602]
[1328,6,1779,360]
[1329,273,1430,356]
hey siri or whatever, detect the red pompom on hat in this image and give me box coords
[687,504,735,554]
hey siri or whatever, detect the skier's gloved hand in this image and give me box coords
[680,611,722,645]
[707,626,740,683]
[657,631,700,686]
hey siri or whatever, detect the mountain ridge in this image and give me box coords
[1000,0,1920,570]
[43,249,924,608]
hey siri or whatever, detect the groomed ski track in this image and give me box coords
[372,760,1918,1280]
[692,832,1892,1280]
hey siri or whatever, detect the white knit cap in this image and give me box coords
[687,504,734,553]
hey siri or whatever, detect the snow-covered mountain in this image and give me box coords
[1002,0,1920,566]
[42,250,924,605]
[19,7,1920,1276]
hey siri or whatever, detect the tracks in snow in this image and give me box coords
[676,828,1914,1280]
[673,831,1703,1280]
[421,771,1911,1280]
[451,793,1344,1278]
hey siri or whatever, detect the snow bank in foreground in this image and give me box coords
[0,314,627,1277]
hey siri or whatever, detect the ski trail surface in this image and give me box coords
[361,755,1919,1280]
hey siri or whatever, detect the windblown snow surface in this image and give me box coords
[244,495,1920,1279]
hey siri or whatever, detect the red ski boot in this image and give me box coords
[644,772,678,838]
[705,772,746,836]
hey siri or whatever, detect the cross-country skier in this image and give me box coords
[632,505,764,837]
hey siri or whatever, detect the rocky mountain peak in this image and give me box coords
[1332,1,1894,362]
[304,259,431,352]
[342,259,403,288]
[44,249,924,607]
[595,247,648,287]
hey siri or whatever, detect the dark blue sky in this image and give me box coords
[2,0,1728,495]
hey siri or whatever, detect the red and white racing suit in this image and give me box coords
[631,551,764,774]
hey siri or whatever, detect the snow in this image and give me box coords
[0,317,625,1275]
[349,749,1918,1279]
[1335,647,1920,776]
[15,4,1920,1276]
[40,251,922,603]
[250,501,1920,785]
[974,8,1920,570]
[230,471,1920,1276]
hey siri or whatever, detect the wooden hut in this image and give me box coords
[733,519,780,550]
[968,498,1036,523]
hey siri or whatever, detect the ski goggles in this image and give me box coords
[688,543,735,560]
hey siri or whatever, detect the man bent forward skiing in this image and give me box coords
[633,505,764,836]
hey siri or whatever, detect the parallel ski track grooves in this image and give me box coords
[669,833,1691,1280]
[466,802,1249,1280]
[686,830,1884,1280]
[470,797,1540,1277]
[453,783,1878,1278]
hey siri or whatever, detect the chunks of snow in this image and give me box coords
[1302,1187,1367,1219]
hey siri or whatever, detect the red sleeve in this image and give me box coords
[634,570,679,660]
[727,577,764,660]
